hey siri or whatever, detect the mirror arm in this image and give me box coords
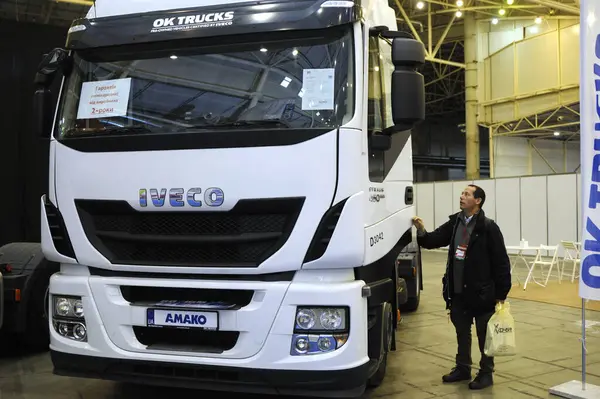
[381,125,403,136]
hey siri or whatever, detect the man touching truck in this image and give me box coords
[412,185,511,390]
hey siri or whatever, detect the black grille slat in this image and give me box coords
[303,199,347,263]
[75,198,304,267]
[133,327,239,353]
[96,231,282,244]
[44,198,76,259]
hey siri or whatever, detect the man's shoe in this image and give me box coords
[469,372,493,390]
[442,367,471,383]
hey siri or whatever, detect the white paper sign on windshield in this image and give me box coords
[301,68,335,111]
[76,78,132,120]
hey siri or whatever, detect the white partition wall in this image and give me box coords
[415,183,435,232]
[434,182,454,228]
[414,173,581,256]
[520,176,548,256]
[495,178,522,254]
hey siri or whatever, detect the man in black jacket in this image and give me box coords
[412,184,511,390]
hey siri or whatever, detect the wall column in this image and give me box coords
[464,12,480,179]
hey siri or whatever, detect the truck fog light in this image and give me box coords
[56,298,71,317]
[295,309,316,330]
[290,333,349,356]
[58,322,69,336]
[294,336,309,354]
[317,336,334,351]
[73,323,87,341]
[320,308,343,330]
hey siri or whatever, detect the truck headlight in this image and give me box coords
[294,307,348,332]
[53,296,84,319]
[52,295,87,342]
[291,306,349,356]
[55,298,71,316]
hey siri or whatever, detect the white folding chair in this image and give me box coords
[524,245,560,289]
[559,240,580,283]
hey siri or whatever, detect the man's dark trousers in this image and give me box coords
[450,295,495,374]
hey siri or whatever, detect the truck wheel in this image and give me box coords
[367,302,393,387]
[400,259,421,312]
[20,261,57,351]
[403,289,420,312]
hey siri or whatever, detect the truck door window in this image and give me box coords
[367,37,394,183]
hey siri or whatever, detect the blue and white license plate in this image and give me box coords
[147,308,219,330]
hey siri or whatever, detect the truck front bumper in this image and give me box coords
[51,350,369,397]
[49,269,370,397]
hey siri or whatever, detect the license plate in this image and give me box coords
[147,308,219,330]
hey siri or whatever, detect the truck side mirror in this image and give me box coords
[33,48,70,138]
[369,134,392,151]
[390,37,426,132]
[34,88,53,138]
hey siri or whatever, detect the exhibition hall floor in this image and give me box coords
[1,250,599,398]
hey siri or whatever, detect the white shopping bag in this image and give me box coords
[484,301,516,357]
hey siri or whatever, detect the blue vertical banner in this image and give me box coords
[580,0,600,300]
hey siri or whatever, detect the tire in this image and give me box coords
[367,302,393,387]
[400,258,421,312]
[20,260,57,352]
[402,289,420,312]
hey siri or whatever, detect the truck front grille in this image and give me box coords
[75,197,304,267]
[133,327,240,354]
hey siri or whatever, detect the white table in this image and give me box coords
[506,245,543,290]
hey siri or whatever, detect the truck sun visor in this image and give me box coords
[65,0,360,50]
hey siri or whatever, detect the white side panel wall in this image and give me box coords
[493,137,580,178]
[495,178,521,255]
[520,176,547,256]
[477,19,580,125]
[415,173,582,257]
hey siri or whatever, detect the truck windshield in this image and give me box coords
[56,27,354,138]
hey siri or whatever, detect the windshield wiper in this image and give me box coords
[64,126,153,137]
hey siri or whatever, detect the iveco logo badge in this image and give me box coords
[139,188,224,208]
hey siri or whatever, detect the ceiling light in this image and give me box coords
[535,16,542,24]
[292,49,299,56]
[456,0,464,7]
[455,10,463,18]
[499,8,506,16]
[507,0,514,5]
[492,18,499,25]
[260,47,268,52]
[554,131,560,136]
[170,55,178,60]
[416,1,425,9]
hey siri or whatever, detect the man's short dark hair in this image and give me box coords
[469,184,486,208]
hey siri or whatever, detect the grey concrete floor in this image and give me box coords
[1,250,599,398]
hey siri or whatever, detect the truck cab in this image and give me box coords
[34,0,425,396]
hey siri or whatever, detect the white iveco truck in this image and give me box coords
[32,0,425,396]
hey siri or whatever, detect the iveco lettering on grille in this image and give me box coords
[151,12,235,33]
[139,187,224,207]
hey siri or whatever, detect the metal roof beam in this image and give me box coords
[522,0,580,15]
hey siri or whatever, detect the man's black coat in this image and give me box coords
[417,209,512,314]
